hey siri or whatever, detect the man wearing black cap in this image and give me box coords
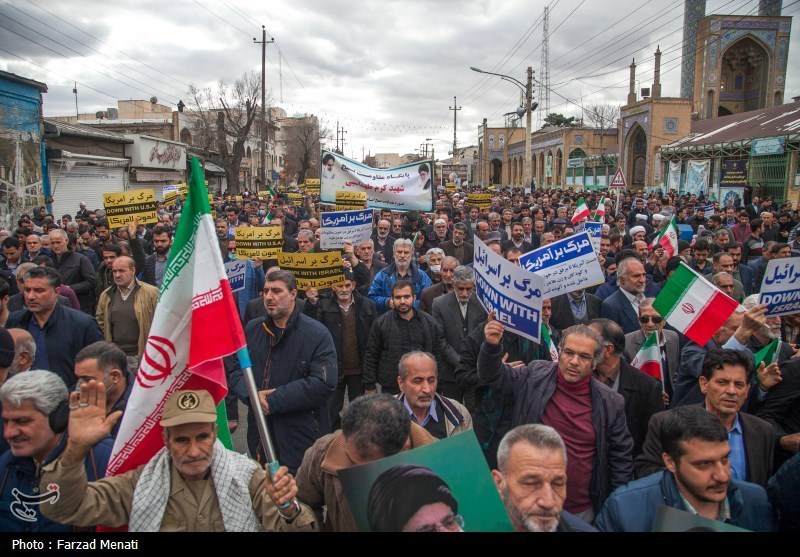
[367,464,462,532]
[40,384,316,532]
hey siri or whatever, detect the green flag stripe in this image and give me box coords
[652,264,699,318]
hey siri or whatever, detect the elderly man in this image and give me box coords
[368,238,432,313]
[478,319,633,522]
[589,318,664,459]
[596,406,775,532]
[7,328,35,374]
[6,267,103,389]
[419,255,458,314]
[636,349,775,487]
[295,394,436,532]
[492,424,596,532]
[0,370,113,531]
[624,297,680,402]
[600,257,648,334]
[396,351,471,439]
[370,219,395,263]
[95,256,158,363]
[439,222,473,265]
[48,229,95,314]
[39,384,314,531]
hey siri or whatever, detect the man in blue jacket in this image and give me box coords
[368,238,431,313]
[595,405,775,532]
[229,268,337,474]
[0,370,112,532]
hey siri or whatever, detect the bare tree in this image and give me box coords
[585,103,620,155]
[281,115,330,184]
[185,72,263,194]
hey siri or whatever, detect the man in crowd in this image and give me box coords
[396,351,471,439]
[363,280,456,395]
[39,385,315,532]
[48,229,95,314]
[419,256,458,313]
[7,328,35,374]
[478,319,633,522]
[636,349,775,487]
[492,424,596,532]
[549,288,602,331]
[368,239,432,313]
[295,394,435,531]
[142,226,172,289]
[6,267,103,389]
[95,256,158,364]
[595,405,775,531]
[600,257,648,334]
[0,370,113,531]
[439,222,473,265]
[229,269,336,474]
[303,269,376,429]
[371,219,395,263]
[589,318,664,458]
[73,341,134,437]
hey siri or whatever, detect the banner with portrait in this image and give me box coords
[320,149,434,212]
[666,161,681,192]
[682,159,709,196]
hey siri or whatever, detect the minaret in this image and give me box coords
[628,59,637,105]
[759,0,782,16]
[652,46,662,99]
[680,0,707,100]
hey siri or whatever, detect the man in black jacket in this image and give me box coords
[303,270,377,429]
[363,280,457,395]
[48,229,96,314]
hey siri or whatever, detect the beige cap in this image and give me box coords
[160,390,217,427]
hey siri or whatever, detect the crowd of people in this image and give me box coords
[0,183,799,533]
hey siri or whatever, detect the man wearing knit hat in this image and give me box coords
[40,384,317,532]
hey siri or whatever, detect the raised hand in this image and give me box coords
[484,311,505,346]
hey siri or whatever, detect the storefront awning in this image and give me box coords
[203,162,225,174]
[49,150,130,168]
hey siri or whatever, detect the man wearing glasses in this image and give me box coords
[478,318,633,524]
[624,297,680,405]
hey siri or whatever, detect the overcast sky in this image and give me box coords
[1,0,798,158]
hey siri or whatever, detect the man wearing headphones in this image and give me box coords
[0,369,113,531]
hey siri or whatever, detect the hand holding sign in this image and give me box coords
[484,311,505,346]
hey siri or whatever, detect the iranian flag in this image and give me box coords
[631,332,663,382]
[650,216,680,256]
[572,198,590,224]
[107,157,246,476]
[593,197,606,222]
[653,262,739,346]
[754,338,783,369]
[542,324,558,362]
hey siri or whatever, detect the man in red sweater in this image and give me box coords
[477,315,633,524]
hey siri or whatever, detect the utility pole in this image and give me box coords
[335,120,339,152]
[73,82,79,119]
[482,118,487,187]
[449,96,461,162]
[340,126,347,154]
[254,26,274,188]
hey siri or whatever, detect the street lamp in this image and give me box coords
[470,66,537,190]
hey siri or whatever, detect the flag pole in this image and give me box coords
[236,346,289,507]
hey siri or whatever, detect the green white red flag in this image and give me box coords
[542,324,558,362]
[631,332,663,382]
[572,198,590,224]
[107,157,246,476]
[650,216,680,256]
[653,262,739,346]
[593,197,606,222]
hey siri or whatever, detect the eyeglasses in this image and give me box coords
[414,513,464,533]
[560,348,594,363]
[639,315,663,324]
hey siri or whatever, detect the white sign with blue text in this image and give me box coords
[576,221,603,253]
[225,259,246,293]
[473,238,544,343]
[518,231,605,298]
[319,208,374,250]
[758,257,800,317]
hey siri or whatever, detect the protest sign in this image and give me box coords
[224,259,246,293]
[339,431,513,532]
[335,190,367,211]
[319,208,374,250]
[578,221,603,252]
[234,226,283,259]
[103,189,158,228]
[163,184,179,205]
[304,178,321,196]
[758,257,800,317]
[286,192,303,206]
[473,237,544,343]
[518,232,605,298]
[468,193,492,209]
[277,251,344,290]
[321,149,434,212]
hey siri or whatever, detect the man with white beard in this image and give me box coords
[368,238,432,314]
[492,424,596,532]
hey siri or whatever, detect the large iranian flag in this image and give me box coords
[631,332,662,382]
[650,216,680,257]
[652,262,739,346]
[107,157,246,476]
